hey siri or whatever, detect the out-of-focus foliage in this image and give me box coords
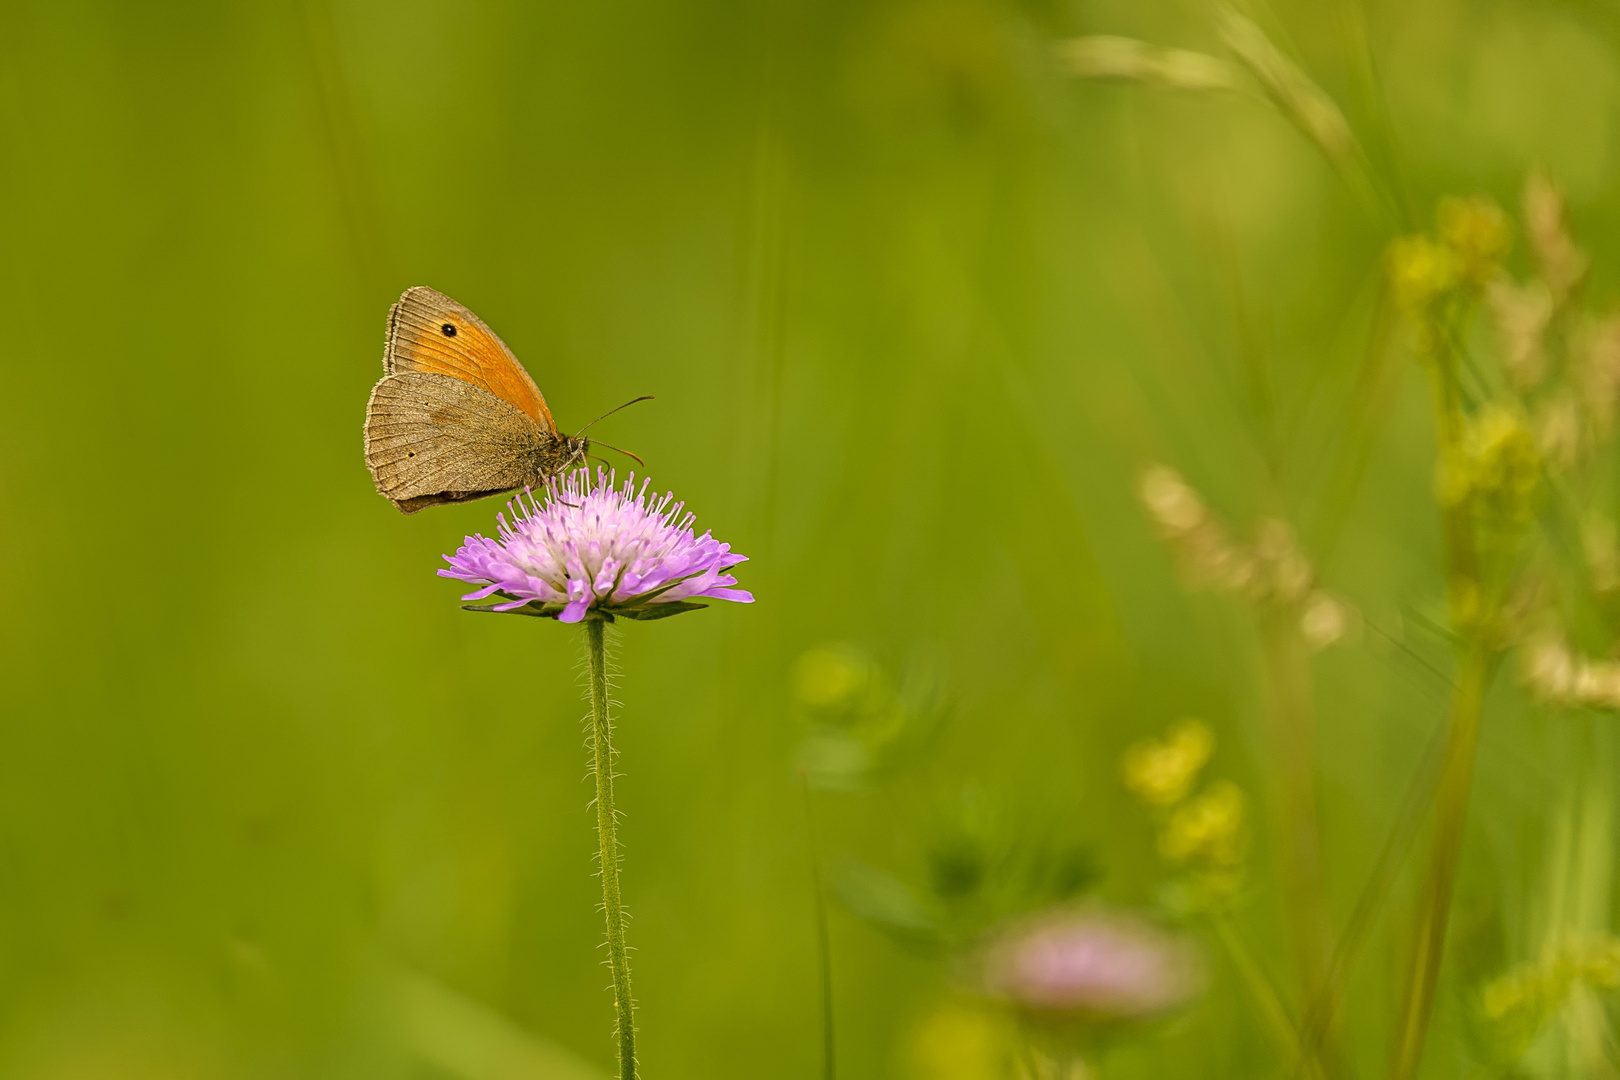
[5,0,1620,1077]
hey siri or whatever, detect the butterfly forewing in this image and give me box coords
[386,286,558,433]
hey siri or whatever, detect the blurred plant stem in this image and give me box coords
[1292,712,1453,1080]
[1326,0,1414,230]
[1254,608,1340,1078]
[1533,719,1616,1076]
[799,770,837,1080]
[1389,645,1487,1080]
[1388,323,1492,1080]
[1212,912,1322,1079]
[1217,7,1396,231]
[1017,1044,1091,1080]
[586,619,637,1080]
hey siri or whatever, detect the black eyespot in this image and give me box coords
[441,323,457,337]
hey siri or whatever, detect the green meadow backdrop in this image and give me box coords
[3,0,1620,1077]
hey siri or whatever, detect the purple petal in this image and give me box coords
[703,588,754,603]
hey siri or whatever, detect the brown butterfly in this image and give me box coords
[364,287,642,514]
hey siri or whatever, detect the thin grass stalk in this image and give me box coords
[1256,607,1339,1078]
[1291,709,1453,1080]
[1388,340,1489,1080]
[586,618,637,1080]
[1548,719,1616,1075]
[799,770,837,1080]
[1210,912,1320,1079]
[1389,645,1487,1080]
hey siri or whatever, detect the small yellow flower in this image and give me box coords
[1160,780,1246,866]
[1481,965,1540,1021]
[1437,405,1541,520]
[1438,195,1511,288]
[1469,406,1542,516]
[1577,937,1620,989]
[793,644,873,711]
[1389,235,1457,311]
[1122,719,1214,808]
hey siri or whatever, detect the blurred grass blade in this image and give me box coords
[1216,7,1393,226]
[1056,36,1238,92]
[400,969,608,1080]
[833,862,943,948]
[1209,914,1314,1076]
[1216,9,1355,167]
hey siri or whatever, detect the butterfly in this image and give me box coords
[364,287,642,514]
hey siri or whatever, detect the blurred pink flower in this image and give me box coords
[982,907,1203,1021]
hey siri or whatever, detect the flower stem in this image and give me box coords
[1210,912,1319,1080]
[1388,333,1490,1080]
[799,771,837,1080]
[1256,604,1337,1077]
[1388,644,1487,1080]
[586,618,636,1080]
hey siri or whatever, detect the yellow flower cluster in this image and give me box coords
[1122,719,1213,807]
[1388,235,1456,312]
[1438,194,1512,290]
[794,643,876,710]
[1482,937,1620,1029]
[1435,404,1542,521]
[1160,781,1246,868]
[1122,720,1247,902]
[792,642,912,788]
[1390,194,1512,315]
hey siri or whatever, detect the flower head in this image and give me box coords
[439,468,753,623]
[1160,780,1247,867]
[1389,235,1457,311]
[980,907,1203,1022]
[1437,194,1511,288]
[1121,719,1213,808]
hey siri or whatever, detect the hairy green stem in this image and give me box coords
[586,618,636,1080]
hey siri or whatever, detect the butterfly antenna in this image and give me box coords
[574,395,654,438]
[591,441,647,468]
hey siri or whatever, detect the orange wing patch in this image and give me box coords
[385,286,558,433]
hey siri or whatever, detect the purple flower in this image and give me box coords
[439,468,754,623]
[981,907,1203,1021]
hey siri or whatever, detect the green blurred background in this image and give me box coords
[2,0,1619,1076]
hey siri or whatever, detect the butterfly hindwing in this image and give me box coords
[365,371,547,513]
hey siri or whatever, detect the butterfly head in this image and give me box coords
[545,433,591,479]
[562,434,591,472]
